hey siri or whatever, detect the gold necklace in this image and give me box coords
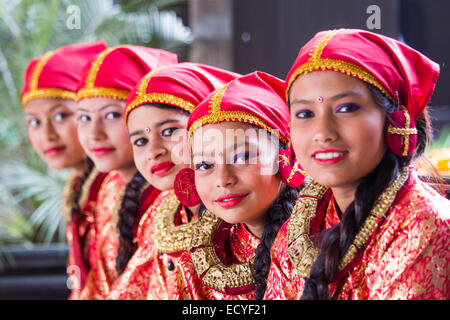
[153,191,198,253]
[287,167,409,278]
[190,209,256,293]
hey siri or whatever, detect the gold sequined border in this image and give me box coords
[287,167,409,278]
[22,88,77,106]
[190,209,255,293]
[153,192,198,253]
[285,29,395,103]
[60,169,80,223]
[111,184,128,237]
[76,87,129,102]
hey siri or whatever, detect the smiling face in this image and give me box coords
[25,98,85,169]
[289,70,387,191]
[191,122,282,233]
[76,97,135,177]
[127,105,191,191]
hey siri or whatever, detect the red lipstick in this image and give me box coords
[312,149,348,165]
[45,146,65,156]
[151,161,175,176]
[215,193,248,209]
[92,147,115,156]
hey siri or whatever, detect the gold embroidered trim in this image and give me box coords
[22,88,77,106]
[387,106,418,156]
[153,191,198,253]
[287,160,308,184]
[22,50,77,106]
[287,167,409,278]
[84,47,115,90]
[78,167,100,211]
[285,29,395,103]
[190,209,255,293]
[111,184,128,237]
[76,87,129,102]
[60,169,80,224]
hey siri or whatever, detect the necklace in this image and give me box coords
[287,167,409,278]
[153,191,198,253]
[190,209,256,293]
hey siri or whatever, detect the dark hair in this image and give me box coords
[300,83,432,300]
[253,184,300,299]
[116,171,148,275]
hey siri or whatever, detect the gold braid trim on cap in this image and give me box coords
[22,50,77,106]
[76,47,129,102]
[286,29,395,103]
[387,106,418,156]
[287,167,409,278]
[190,209,255,293]
[153,191,198,253]
[188,83,288,144]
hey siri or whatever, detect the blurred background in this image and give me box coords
[0,0,449,299]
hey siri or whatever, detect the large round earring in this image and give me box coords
[278,148,307,188]
[173,168,201,207]
[385,106,417,157]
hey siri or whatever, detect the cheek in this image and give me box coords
[194,173,213,203]
[290,125,310,159]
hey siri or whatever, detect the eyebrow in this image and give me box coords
[77,103,122,113]
[25,103,67,116]
[192,141,251,159]
[128,119,182,138]
[290,90,362,105]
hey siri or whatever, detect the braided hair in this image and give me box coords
[115,171,148,275]
[300,83,432,300]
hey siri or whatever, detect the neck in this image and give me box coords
[244,219,265,239]
[71,160,89,176]
[117,165,137,183]
[330,183,359,213]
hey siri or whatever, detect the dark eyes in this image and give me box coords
[295,103,361,119]
[162,128,178,137]
[233,151,251,164]
[195,161,214,171]
[133,137,148,147]
[105,112,122,120]
[54,112,70,122]
[28,118,39,127]
[78,114,90,122]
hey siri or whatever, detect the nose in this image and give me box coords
[312,110,338,144]
[214,164,238,189]
[43,118,59,142]
[90,116,107,141]
[147,137,167,161]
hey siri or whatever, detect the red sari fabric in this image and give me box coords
[174,223,260,300]
[65,169,107,300]
[264,171,450,300]
[78,171,125,300]
[107,191,195,300]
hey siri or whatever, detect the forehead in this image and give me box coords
[127,105,189,127]
[289,70,369,100]
[76,97,125,111]
[191,122,276,152]
[24,98,75,115]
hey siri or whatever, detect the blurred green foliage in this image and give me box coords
[0,0,191,254]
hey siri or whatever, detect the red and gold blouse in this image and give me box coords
[107,190,197,300]
[78,171,126,300]
[63,168,108,300]
[264,169,450,300]
[174,210,260,300]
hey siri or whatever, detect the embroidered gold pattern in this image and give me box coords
[188,82,288,145]
[190,209,255,292]
[22,50,76,106]
[111,184,128,237]
[387,106,418,156]
[60,169,80,223]
[286,160,308,184]
[153,191,198,253]
[287,167,409,278]
[76,47,129,101]
[285,29,395,103]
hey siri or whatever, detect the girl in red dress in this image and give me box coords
[21,42,108,299]
[174,71,303,299]
[107,62,239,299]
[264,29,450,300]
[74,46,177,299]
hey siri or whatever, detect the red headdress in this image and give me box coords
[285,29,440,157]
[76,45,178,102]
[124,62,241,206]
[187,71,307,194]
[21,41,107,107]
